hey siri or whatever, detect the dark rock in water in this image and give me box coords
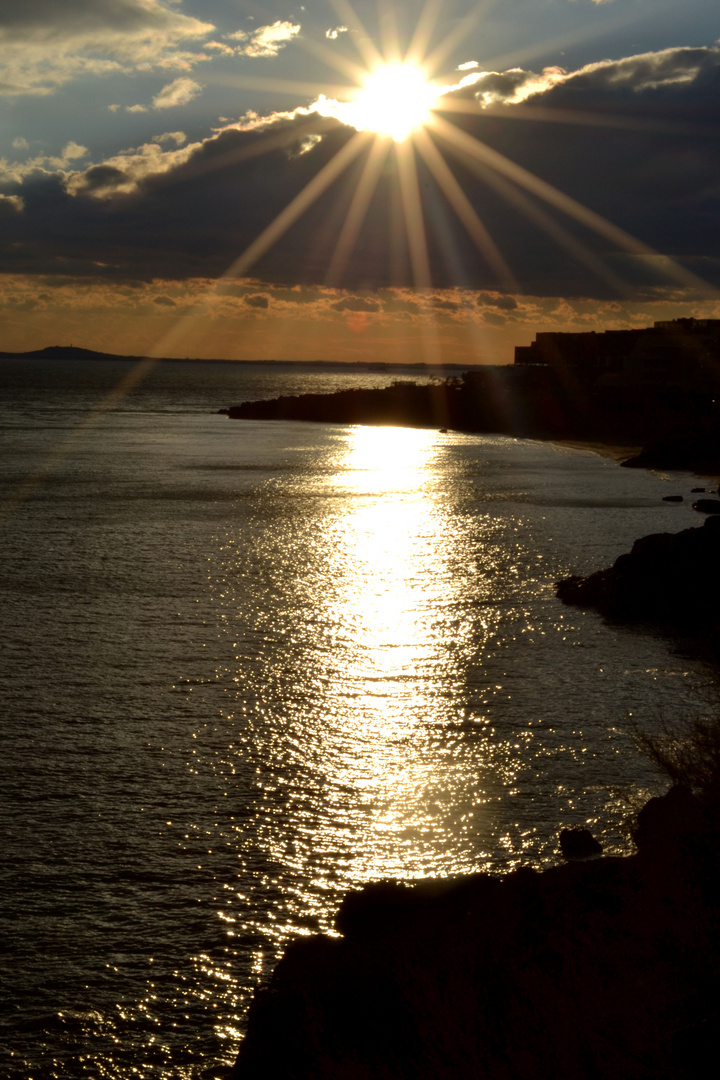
[559,827,602,860]
[662,494,684,502]
[691,487,707,493]
[692,499,720,514]
[231,786,720,1080]
[556,515,720,630]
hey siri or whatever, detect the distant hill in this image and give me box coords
[0,346,471,373]
[0,345,143,361]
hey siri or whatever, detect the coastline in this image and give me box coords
[552,439,642,465]
[225,392,720,1078]
[232,785,720,1080]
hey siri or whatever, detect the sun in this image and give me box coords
[349,63,441,142]
[201,0,706,314]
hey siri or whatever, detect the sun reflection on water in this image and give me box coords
[223,424,502,904]
[174,426,720,1060]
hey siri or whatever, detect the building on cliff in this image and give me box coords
[514,318,720,394]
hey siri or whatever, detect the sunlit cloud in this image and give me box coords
[463,45,717,108]
[0,193,24,213]
[0,140,88,184]
[226,21,302,59]
[153,77,203,109]
[464,66,567,107]
[65,139,199,197]
[0,0,214,95]
[1,0,719,319]
[152,131,187,146]
[3,270,719,365]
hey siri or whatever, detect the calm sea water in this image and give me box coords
[1,357,719,1078]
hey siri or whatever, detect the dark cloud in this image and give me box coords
[478,293,518,310]
[2,45,720,298]
[270,286,328,304]
[332,295,381,312]
[0,0,206,40]
[78,164,128,194]
[153,294,175,306]
[245,293,269,308]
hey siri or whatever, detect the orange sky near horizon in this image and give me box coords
[3,273,720,366]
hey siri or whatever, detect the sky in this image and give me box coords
[1,0,719,365]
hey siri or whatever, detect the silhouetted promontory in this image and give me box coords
[232,784,720,1080]
[224,365,685,444]
[557,515,720,631]
[225,318,720,456]
[622,415,720,473]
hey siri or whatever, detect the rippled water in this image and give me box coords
[1,358,719,1078]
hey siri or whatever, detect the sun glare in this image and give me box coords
[351,63,440,142]
[151,0,714,357]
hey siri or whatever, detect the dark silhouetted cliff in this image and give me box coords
[231,785,720,1080]
[557,515,720,631]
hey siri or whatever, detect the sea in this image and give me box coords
[2,356,719,1079]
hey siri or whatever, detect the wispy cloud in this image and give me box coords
[152,131,187,146]
[0,0,214,95]
[153,78,203,109]
[226,21,301,59]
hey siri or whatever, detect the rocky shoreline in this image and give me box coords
[223,381,720,1079]
[231,785,720,1079]
[224,369,720,460]
[556,514,720,633]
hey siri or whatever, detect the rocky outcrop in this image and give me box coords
[225,382,462,430]
[231,786,720,1080]
[556,515,720,629]
[622,414,720,473]
[559,826,603,860]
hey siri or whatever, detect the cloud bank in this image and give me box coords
[225,20,301,59]
[1,44,719,300]
[0,0,214,94]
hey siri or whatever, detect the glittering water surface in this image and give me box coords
[1,358,719,1077]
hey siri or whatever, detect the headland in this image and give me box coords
[225,317,720,1078]
[224,317,720,472]
[232,784,720,1080]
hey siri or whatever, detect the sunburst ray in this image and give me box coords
[395,139,433,289]
[431,113,717,296]
[405,0,444,68]
[375,0,402,63]
[326,0,384,70]
[423,0,498,76]
[413,126,517,291]
[437,136,629,295]
[227,131,371,280]
[326,136,392,285]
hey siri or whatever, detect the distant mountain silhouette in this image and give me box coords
[0,345,141,361]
